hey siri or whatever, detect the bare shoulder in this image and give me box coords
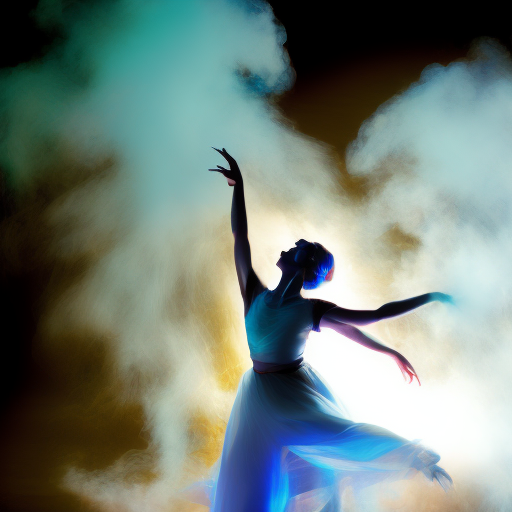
[308,298,338,314]
[308,298,338,332]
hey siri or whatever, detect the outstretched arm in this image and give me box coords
[321,319,420,384]
[209,148,263,312]
[320,292,453,327]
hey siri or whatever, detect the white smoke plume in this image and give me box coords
[0,0,342,510]
[342,40,512,511]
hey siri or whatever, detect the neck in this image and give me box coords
[271,269,304,301]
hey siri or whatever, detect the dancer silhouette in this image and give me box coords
[198,148,452,512]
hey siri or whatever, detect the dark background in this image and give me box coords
[272,2,511,78]
[2,1,510,77]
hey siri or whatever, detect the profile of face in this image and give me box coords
[276,239,315,271]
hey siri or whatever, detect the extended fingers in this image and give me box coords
[397,360,420,385]
[208,165,230,174]
[212,146,232,160]
[407,364,421,385]
[212,147,226,159]
[402,358,419,378]
[405,364,421,386]
[408,371,420,386]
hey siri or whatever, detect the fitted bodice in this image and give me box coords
[245,289,314,364]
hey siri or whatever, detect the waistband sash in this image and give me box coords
[252,357,304,374]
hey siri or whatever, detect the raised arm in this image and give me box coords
[209,148,263,313]
[320,292,453,327]
[321,320,420,384]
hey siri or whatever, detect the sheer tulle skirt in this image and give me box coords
[186,363,450,512]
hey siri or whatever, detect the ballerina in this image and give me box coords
[198,148,452,512]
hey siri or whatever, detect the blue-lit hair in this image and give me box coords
[302,243,335,290]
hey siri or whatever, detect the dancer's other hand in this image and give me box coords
[390,350,421,385]
[431,292,456,305]
[209,147,242,186]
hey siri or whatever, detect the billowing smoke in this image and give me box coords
[2,0,512,510]
[0,1,341,510]
[338,40,512,511]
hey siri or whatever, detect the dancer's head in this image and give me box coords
[277,239,334,289]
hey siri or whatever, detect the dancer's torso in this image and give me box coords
[245,289,314,364]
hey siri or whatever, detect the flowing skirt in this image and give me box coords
[186,363,451,512]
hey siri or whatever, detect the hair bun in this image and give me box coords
[303,243,334,290]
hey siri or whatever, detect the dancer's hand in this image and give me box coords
[431,292,455,305]
[209,147,242,186]
[390,350,421,385]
